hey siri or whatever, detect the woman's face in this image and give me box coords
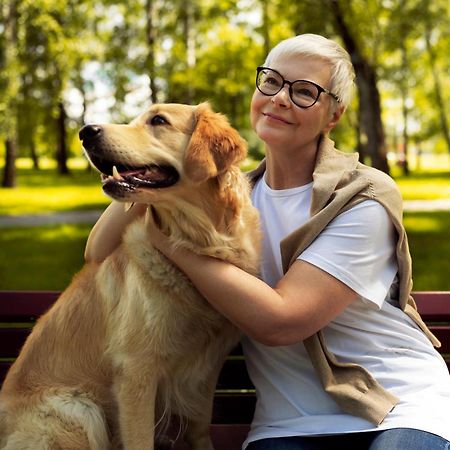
[250,55,342,155]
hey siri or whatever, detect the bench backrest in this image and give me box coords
[1,290,449,424]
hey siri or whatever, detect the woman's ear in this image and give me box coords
[323,104,345,134]
[184,103,247,183]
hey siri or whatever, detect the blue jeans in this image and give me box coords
[246,428,450,450]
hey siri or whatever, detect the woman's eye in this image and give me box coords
[294,87,315,99]
[149,115,169,126]
[265,76,280,86]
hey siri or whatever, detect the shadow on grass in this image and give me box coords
[0,224,91,290]
[404,211,450,290]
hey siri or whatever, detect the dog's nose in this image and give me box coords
[79,124,102,142]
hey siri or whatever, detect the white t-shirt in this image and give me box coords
[242,176,450,448]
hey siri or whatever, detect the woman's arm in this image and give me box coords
[85,202,147,263]
[145,215,357,346]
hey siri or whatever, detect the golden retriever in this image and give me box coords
[0,103,260,450]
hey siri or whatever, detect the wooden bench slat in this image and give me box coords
[412,291,450,321]
[212,393,256,424]
[217,359,254,390]
[430,326,450,353]
[0,291,59,321]
[0,328,31,357]
[0,362,11,385]
[172,424,250,450]
[2,291,448,320]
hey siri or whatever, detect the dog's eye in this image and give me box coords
[149,115,169,126]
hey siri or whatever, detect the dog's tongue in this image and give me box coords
[113,165,169,182]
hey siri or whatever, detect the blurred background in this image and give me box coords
[0,0,449,290]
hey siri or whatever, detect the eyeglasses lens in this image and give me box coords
[257,68,319,108]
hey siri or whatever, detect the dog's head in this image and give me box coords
[79,103,247,203]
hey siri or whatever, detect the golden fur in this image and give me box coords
[0,103,260,450]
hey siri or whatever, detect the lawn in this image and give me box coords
[0,158,449,290]
[394,172,450,201]
[0,224,90,290]
[403,211,450,290]
[0,158,110,215]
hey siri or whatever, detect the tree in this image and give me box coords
[328,0,390,173]
[382,0,416,175]
[1,0,20,187]
[1,0,448,177]
[145,0,159,103]
[423,0,450,154]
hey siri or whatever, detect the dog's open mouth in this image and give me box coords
[101,164,179,189]
[88,155,179,193]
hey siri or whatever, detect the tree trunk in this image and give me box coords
[30,137,40,170]
[260,0,270,60]
[400,42,410,175]
[1,0,19,187]
[182,0,196,104]
[329,0,389,174]
[2,139,17,188]
[356,113,367,164]
[56,101,70,175]
[146,0,158,104]
[424,22,450,153]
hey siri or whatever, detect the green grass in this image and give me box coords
[1,158,110,215]
[0,224,90,290]
[404,211,450,290]
[394,172,450,201]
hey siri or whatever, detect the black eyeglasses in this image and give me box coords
[256,66,340,108]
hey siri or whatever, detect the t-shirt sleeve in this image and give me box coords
[298,200,398,308]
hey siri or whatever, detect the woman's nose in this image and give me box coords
[271,85,291,107]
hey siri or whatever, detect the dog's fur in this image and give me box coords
[0,103,260,450]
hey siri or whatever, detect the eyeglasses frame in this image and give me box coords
[256,66,341,108]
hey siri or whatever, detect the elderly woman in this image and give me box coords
[86,34,450,450]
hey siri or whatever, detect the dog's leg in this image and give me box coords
[184,418,214,450]
[184,361,226,450]
[114,366,158,450]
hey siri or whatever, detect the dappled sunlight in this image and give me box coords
[403,212,449,233]
[1,187,109,215]
[37,224,91,242]
[395,173,450,201]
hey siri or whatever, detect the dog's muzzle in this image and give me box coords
[79,124,180,197]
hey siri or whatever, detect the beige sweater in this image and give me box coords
[248,136,439,425]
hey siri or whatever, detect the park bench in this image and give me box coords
[1,290,449,449]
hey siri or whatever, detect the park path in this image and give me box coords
[1,199,450,228]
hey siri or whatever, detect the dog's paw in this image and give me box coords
[155,435,175,450]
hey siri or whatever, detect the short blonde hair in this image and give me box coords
[264,34,355,110]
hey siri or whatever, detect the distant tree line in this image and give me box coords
[1,0,449,187]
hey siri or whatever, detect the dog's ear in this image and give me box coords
[184,103,247,182]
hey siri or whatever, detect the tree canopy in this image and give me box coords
[1,0,449,185]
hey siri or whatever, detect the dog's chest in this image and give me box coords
[99,244,236,362]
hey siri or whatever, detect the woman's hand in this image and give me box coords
[144,208,177,258]
[85,202,147,263]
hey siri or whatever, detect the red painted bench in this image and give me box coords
[1,290,449,449]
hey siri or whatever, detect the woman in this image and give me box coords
[86,34,450,449]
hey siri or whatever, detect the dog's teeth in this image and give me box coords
[112,166,123,180]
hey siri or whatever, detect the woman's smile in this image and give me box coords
[262,112,293,125]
